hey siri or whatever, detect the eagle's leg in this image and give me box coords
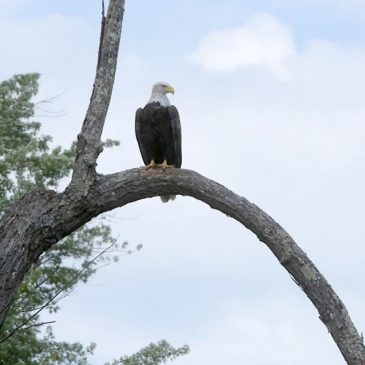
[158,160,174,169]
[145,160,156,169]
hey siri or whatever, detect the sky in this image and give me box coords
[1,0,365,364]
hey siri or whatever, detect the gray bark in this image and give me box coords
[70,0,124,193]
[0,0,364,364]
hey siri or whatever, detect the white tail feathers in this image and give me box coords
[160,195,176,203]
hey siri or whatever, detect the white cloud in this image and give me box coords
[191,11,365,91]
[190,13,296,75]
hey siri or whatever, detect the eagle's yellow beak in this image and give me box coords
[166,85,175,95]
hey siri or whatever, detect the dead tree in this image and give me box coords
[0,1,364,363]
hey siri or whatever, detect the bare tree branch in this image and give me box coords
[0,320,55,343]
[18,320,56,332]
[0,1,364,364]
[0,241,115,344]
[70,0,125,191]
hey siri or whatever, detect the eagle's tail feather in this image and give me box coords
[160,195,176,203]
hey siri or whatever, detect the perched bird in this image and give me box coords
[135,82,182,203]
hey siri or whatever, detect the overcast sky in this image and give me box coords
[1,0,365,364]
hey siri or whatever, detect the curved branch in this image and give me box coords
[1,168,364,363]
[90,167,365,364]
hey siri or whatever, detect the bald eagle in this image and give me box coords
[135,82,182,203]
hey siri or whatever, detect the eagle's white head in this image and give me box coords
[148,82,175,106]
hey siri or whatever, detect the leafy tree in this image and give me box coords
[107,340,190,365]
[0,73,188,365]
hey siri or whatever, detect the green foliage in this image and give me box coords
[0,325,96,365]
[0,73,76,213]
[107,341,190,365]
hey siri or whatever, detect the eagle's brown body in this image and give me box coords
[135,82,182,202]
[135,102,182,168]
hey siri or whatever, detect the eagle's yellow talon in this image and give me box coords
[158,160,174,169]
[145,160,156,169]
